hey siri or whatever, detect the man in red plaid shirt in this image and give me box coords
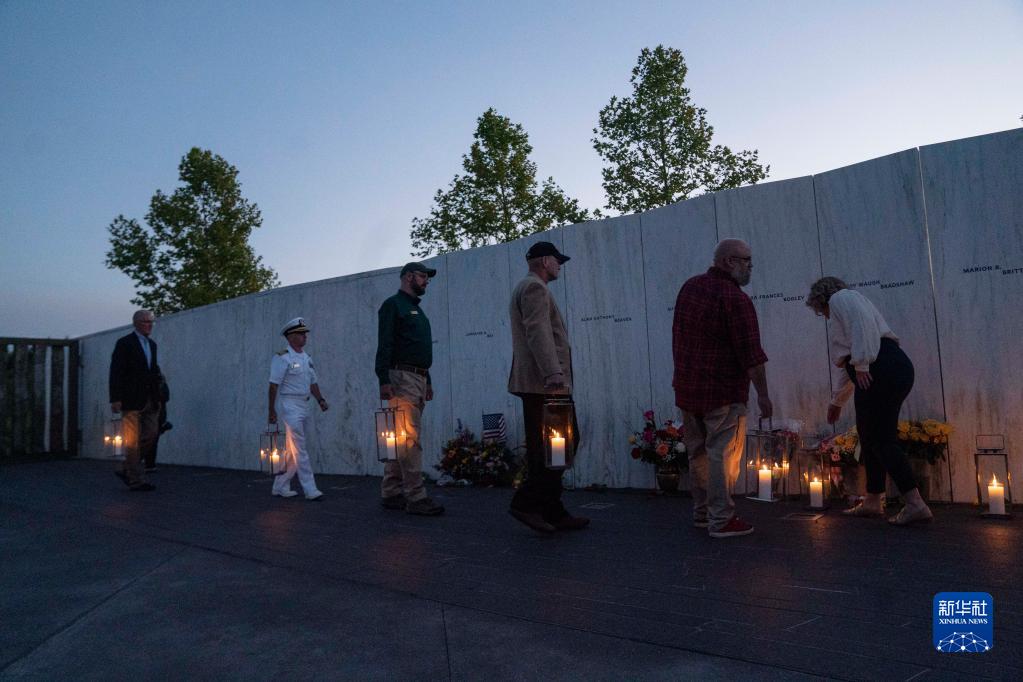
[672,239,772,538]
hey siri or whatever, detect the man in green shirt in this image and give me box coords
[375,262,445,516]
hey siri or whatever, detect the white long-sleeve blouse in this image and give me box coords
[827,288,899,407]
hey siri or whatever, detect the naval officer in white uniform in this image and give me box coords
[268,317,329,500]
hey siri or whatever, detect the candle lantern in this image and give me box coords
[104,417,124,460]
[745,418,784,501]
[259,424,287,476]
[374,405,407,463]
[542,397,576,470]
[973,434,1013,519]
[799,452,831,511]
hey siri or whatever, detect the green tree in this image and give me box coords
[410,108,592,256]
[593,45,769,214]
[106,147,279,315]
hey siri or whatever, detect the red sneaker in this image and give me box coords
[708,515,754,538]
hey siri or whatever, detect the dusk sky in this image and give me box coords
[2,0,1021,338]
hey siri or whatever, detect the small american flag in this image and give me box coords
[481,413,507,444]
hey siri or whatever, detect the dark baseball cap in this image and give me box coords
[525,241,570,264]
[400,262,437,278]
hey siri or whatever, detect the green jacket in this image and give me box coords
[375,290,433,386]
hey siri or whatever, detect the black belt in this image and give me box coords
[393,363,429,377]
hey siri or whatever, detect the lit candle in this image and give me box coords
[270,449,280,472]
[385,431,397,460]
[550,430,566,467]
[809,478,823,508]
[758,464,772,500]
[113,435,123,456]
[988,475,1006,515]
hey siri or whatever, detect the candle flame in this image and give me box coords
[812,477,820,483]
[990,474,1001,486]
[551,429,562,439]
[760,463,770,471]
[113,436,122,445]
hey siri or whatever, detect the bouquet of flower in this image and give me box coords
[629,410,687,470]
[436,420,519,486]
[898,419,953,464]
[818,427,859,466]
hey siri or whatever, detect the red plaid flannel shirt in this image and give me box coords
[672,267,768,414]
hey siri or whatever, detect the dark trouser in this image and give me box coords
[849,338,917,495]
[510,394,579,522]
[145,402,167,469]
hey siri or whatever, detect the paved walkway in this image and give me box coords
[1,460,1020,680]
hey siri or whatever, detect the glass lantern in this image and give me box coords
[259,424,287,476]
[745,418,779,501]
[104,417,124,460]
[375,405,407,463]
[542,397,576,470]
[974,434,1013,518]
[799,454,830,511]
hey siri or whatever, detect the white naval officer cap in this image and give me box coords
[281,317,310,336]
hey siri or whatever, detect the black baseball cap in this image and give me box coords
[400,262,437,278]
[525,241,570,264]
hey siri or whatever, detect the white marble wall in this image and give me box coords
[562,214,654,488]
[75,129,1023,502]
[715,177,832,439]
[443,244,516,451]
[921,129,1023,503]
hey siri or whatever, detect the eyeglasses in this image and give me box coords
[730,256,752,264]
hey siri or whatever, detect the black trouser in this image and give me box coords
[145,402,167,469]
[849,338,917,495]
[510,394,579,522]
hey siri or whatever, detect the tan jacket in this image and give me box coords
[507,272,572,395]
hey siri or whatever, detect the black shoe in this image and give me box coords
[114,470,130,487]
[509,508,555,534]
[551,515,590,531]
[406,497,445,516]
[381,494,406,510]
[129,483,156,492]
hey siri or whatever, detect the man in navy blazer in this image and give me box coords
[109,310,161,491]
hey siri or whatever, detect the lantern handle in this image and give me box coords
[265,422,280,434]
[758,416,772,432]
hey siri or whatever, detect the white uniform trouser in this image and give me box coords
[273,395,320,496]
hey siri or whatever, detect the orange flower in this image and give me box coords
[656,443,669,457]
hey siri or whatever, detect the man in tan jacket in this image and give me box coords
[507,241,589,534]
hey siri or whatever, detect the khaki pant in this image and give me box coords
[121,400,159,486]
[682,403,747,532]
[381,369,427,502]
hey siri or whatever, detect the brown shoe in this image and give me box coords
[508,508,555,534]
[381,494,406,510]
[551,515,590,531]
[406,497,445,516]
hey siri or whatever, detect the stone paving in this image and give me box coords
[1,460,1020,680]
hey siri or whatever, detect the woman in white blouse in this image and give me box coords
[806,277,933,525]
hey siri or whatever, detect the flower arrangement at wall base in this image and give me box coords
[629,410,687,474]
[898,419,953,464]
[819,419,954,502]
[818,427,861,499]
[436,420,519,487]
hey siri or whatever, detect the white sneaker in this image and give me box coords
[305,490,324,501]
[272,489,298,498]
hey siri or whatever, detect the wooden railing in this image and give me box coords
[1,338,79,460]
